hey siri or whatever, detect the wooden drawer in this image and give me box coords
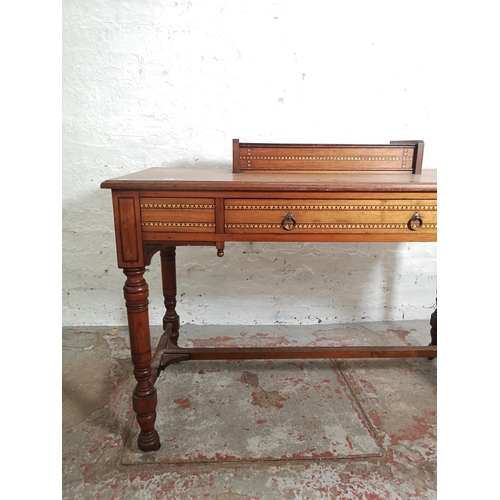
[224,198,437,235]
[140,197,215,233]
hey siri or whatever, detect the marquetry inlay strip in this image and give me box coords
[141,203,215,209]
[240,155,410,162]
[225,223,438,230]
[225,205,436,211]
[241,146,413,169]
[142,222,216,228]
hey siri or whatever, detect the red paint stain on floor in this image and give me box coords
[346,436,354,450]
[187,336,238,347]
[173,398,191,409]
[391,413,435,445]
[253,333,294,346]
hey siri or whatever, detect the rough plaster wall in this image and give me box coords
[62,0,439,327]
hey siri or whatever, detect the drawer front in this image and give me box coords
[140,197,215,233]
[225,199,437,235]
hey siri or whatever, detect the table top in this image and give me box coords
[101,167,437,193]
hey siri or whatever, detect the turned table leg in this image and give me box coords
[160,247,180,346]
[123,267,160,451]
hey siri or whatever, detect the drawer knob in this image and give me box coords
[408,211,423,231]
[281,212,297,231]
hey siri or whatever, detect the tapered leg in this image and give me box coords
[160,247,180,345]
[123,267,160,451]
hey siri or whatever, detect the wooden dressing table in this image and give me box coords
[101,139,437,452]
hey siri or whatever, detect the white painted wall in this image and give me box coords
[62,0,444,327]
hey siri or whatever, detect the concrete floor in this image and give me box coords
[62,321,436,499]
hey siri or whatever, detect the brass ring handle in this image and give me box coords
[281,212,297,231]
[408,211,423,231]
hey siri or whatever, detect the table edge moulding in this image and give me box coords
[100,139,437,452]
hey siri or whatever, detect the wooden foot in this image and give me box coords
[133,391,160,451]
[123,267,160,452]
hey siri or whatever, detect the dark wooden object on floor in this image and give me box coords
[101,139,437,452]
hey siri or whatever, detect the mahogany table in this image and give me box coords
[101,140,437,452]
